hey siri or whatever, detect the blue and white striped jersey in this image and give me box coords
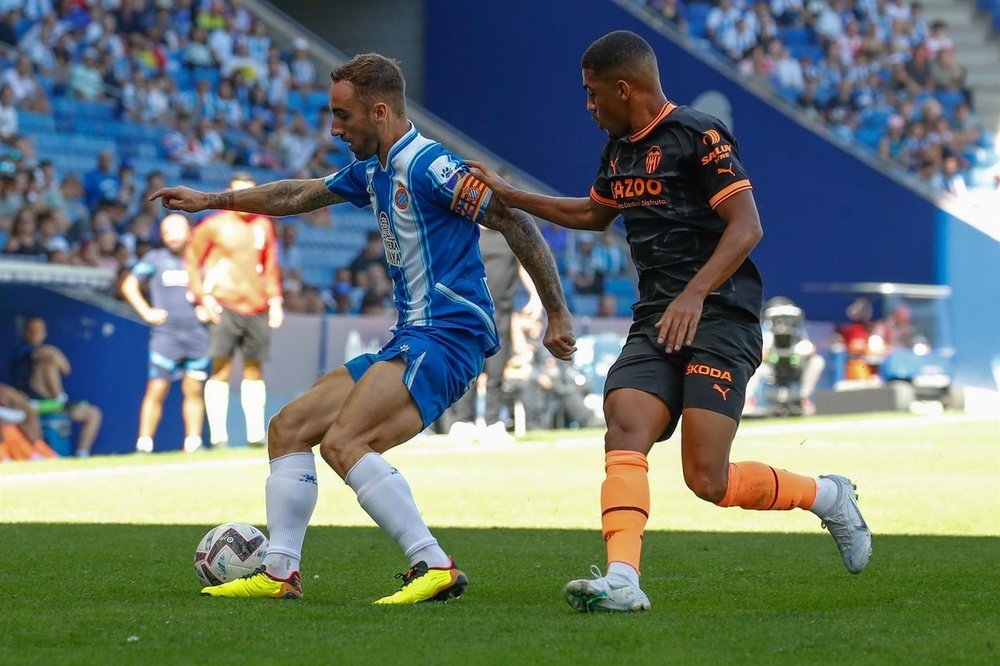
[325,123,500,355]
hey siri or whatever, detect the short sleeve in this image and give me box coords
[590,141,617,208]
[131,256,157,279]
[692,124,753,209]
[324,160,372,208]
[426,151,493,224]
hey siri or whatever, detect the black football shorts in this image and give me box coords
[209,308,271,362]
[603,311,762,441]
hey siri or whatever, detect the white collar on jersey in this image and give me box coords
[379,122,418,170]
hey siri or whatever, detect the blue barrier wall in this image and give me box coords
[938,213,1000,388]
[422,0,937,319]
[0,285,190,453]
[422,0,998,388]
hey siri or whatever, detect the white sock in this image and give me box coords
[136,436,153,452]
[809,477,839,517]
[241,379,267,443]
[183,435,202,452]
[345,452,450,568]
[607,561,640,587]
[204,379,229,444]
[262,452,318,578]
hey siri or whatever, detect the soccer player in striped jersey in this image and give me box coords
[469,31,871,613]
[150,53,575,603]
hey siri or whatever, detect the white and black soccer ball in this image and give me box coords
[194,522,268,587]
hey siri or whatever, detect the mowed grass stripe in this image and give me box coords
[1,414,996,536]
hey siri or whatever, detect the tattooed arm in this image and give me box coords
[480,199,577,360]
[148,178,345,217]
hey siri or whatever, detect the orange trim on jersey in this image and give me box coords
[590,186,618,208]
[629,102,677,142]
[709,179,752,208]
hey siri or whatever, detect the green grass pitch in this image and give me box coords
[2,413,998,664]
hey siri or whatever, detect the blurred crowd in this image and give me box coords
[641,0,1000,195]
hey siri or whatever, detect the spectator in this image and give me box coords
[83,150,120,210]
[299,286,329,314]
[878,114,907,165]
[182,26,216,70]
[348,230,388,286]
[0,383,58,461]
[719,16,758,61]
[3,207,45,256]
[289,36,316,91]
[1,55,50,113]
[330,281,354,314]
[359,290,389,316]
[244,19,271,65]
[772,40,805,92]
[591,232,627,277]
[35,209,69,253]
[0,84,17,139]
[567,232,604,296]
[707,0,743,47]
[9,317,103,457]
[597,293,618,318]
[277,221,303,275]
[278,112,318,172]
[924,20,953,58]
[940,154,966,197]
[69,47,106,101]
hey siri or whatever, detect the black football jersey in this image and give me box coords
[591,102,763,322]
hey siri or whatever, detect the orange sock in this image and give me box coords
[717,461,817,510]
[601,450,649,574]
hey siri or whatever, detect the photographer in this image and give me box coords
[745,297,825,416]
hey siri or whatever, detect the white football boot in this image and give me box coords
[818,475,872,574]
[564,566,650,613]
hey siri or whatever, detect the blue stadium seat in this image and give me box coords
[605,276,638,303]
[684,3,713,40]
[779,26,813,46]
[855,125,884,149]
[17,110,56,132]
[571,294,600,317]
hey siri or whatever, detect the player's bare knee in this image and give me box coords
[267,409,300,456]
[683,468,727,503]
[605,421,653,453]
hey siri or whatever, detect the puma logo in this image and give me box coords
[712,384,731,400]
[717,163,736,177]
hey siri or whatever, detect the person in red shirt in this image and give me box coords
[186,173,283,447]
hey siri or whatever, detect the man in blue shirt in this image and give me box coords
[150,52,575,604]
[120,213,210,454]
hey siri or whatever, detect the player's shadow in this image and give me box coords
[5,524,998,664]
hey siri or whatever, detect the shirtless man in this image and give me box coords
[186,173,283,447]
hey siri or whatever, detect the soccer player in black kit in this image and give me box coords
[469,30,870,613]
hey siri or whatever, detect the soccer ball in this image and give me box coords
[194,522,268,587]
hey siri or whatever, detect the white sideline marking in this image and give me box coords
[1,458,265,483]
[1,414,993,483]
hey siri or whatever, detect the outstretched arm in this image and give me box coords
[148,178,346,217]
[479,200,576,360]
[467,161,619,232]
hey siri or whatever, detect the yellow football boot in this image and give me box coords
[374,558,468,605]
[201,566,302,599]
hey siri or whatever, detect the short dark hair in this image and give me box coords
[581,30,657,77]
[331,53,406,115]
